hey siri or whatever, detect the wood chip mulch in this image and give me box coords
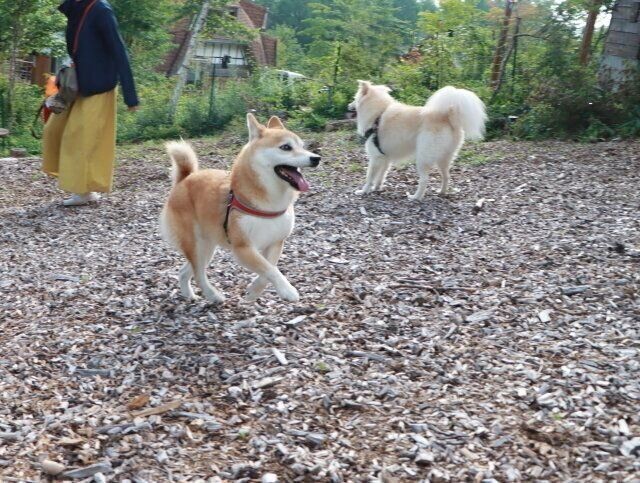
[1,133,639,482]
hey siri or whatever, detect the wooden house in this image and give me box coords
[161,0,277,82]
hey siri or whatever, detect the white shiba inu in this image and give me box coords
[348,81,487,200]
[160,114,321,303]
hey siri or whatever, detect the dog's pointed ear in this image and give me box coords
[246,113,265,141]
[266,116,285,130]
[357,80,371,95]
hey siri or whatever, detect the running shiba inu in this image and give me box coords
[160,114,321,303]
[348,81,487,200]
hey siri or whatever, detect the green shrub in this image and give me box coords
[0,79,43,155]
[117,81,178,143]
[287,109,329,131]
[618,106,640,138]
[508,66,640,140]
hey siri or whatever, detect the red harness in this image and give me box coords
[223,191,287,237]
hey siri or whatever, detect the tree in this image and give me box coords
[301,0,404,80]
[0,0,65,130]
[490,0,515,89]
[269,24,306,71]
[418,0,493,88]
[394,0,420,23]
[255,0,313,30]
[578,0,603,65]
[109,0,175,79]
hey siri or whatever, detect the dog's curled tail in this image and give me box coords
[166,140,199,185]
[425,86,487,140]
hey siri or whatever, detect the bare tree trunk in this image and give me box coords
[580,4,600,66]
[490,0,514,89]
[490,44,514,100]
[168,0,211,120]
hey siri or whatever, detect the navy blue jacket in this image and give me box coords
[59,0,139,107]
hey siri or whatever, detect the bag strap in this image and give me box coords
[30,102,46,140]
[73,0,99,55]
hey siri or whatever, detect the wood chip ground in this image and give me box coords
[1,133,639,481]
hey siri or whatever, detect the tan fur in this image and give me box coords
[160,114,320,303]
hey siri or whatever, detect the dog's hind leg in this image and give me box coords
[192,234,225,303]
[439,164,451,195]
[408,135,434,201]
[438,130,463,195]
[170,214,199,300]
[244,240,284,301]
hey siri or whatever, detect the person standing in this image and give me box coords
[43,0,139,206]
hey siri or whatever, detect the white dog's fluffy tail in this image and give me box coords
[166,140,199,185]
[425,86,487,140]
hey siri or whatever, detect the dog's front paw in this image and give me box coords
[180,288,197,300]
[407,192,422,201]
[278,283,299,303]
[245,277,266,301]
[355,186,371,195]
[245,287,265,302]
[203,289,226,304]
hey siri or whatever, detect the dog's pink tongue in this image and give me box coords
[289,168,310,192]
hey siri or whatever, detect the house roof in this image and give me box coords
[161,0,276,75]
[261,34,277,66]
[237,0,268,29]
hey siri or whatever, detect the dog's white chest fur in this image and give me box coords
[237,208,295,250]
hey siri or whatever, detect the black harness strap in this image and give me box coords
[30,102,46,140]
[223,190,234,240]
[363,116,385,155]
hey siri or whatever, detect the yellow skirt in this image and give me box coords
[42,89,116,194]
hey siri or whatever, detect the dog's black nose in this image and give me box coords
[310,156,321,167]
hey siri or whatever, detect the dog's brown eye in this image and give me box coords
[280,144,292,151]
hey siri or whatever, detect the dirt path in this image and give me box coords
[1,133,639,481]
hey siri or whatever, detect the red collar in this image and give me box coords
[228,192,287,218]
[223,191,287,236]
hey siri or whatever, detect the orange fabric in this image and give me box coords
[43,75,58,122]
[45,76,58,97]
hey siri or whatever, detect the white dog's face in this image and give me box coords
[348,82,367,112]
[348,80,391,113]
